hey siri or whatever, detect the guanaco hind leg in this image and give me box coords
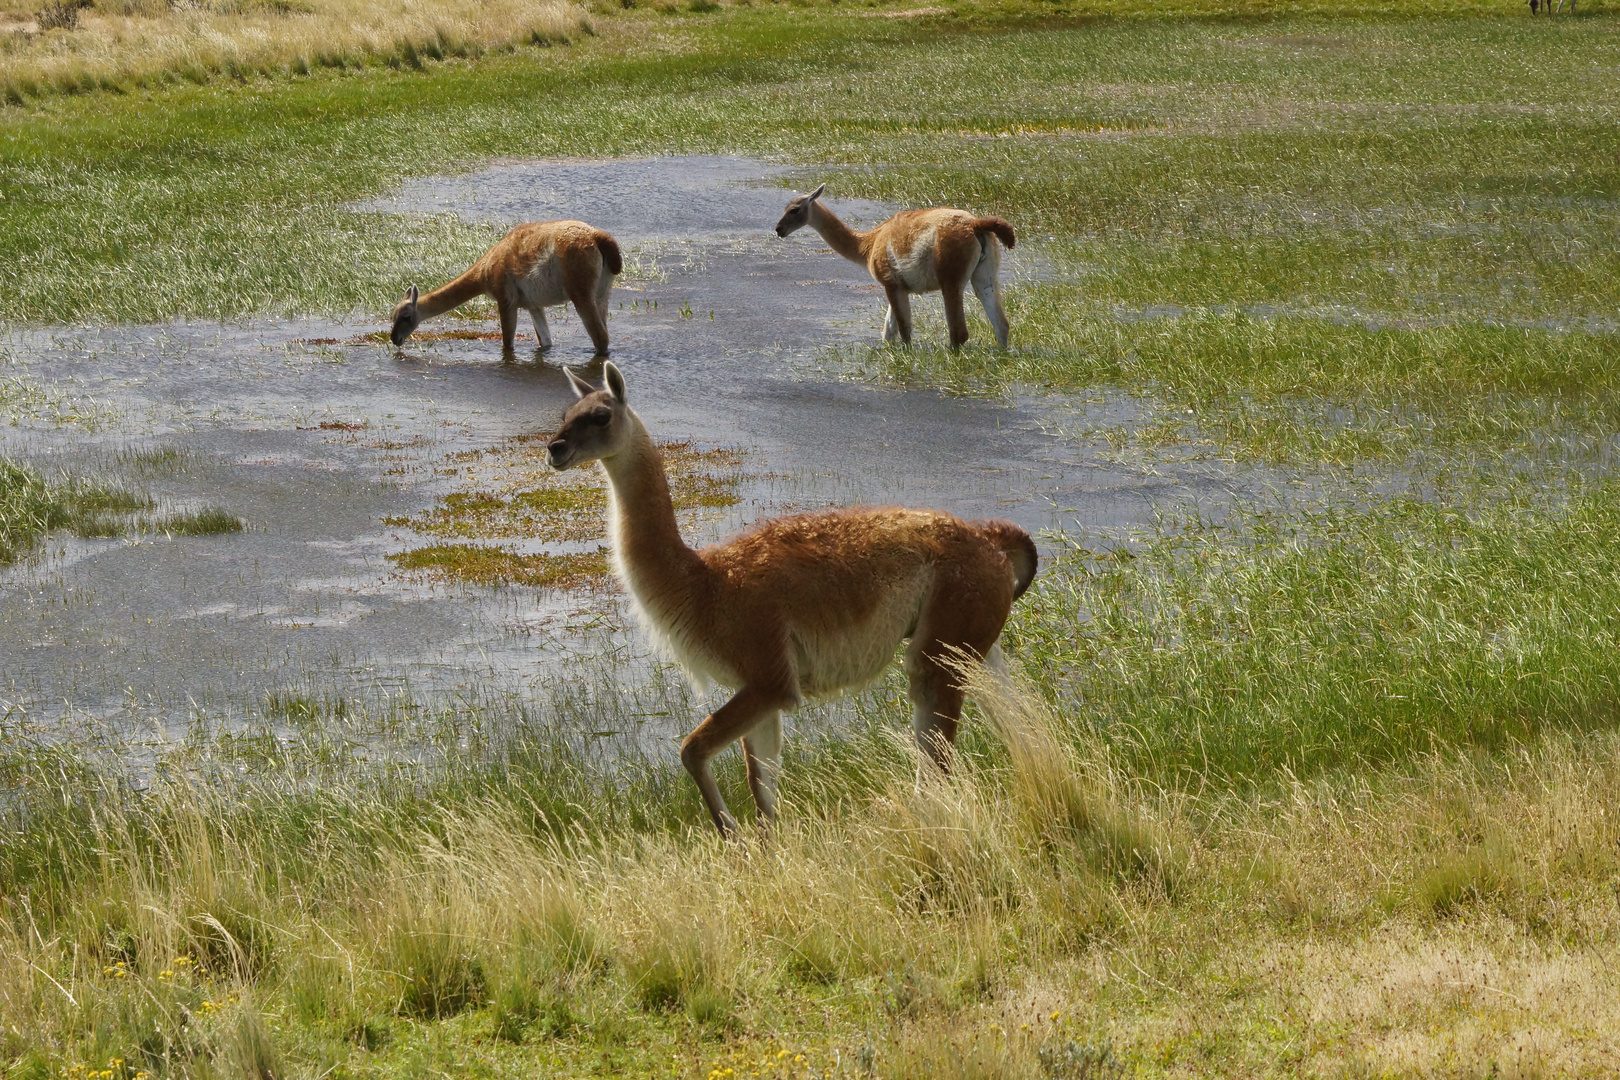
[565,279,610,355]
[941,282,971,349]
[497,294,519,358]
[971,250,1010,349]
[905,575,1013,773]
[741,712,783,824]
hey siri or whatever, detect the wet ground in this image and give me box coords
[0,156,1264,738]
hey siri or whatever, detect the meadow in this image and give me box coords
[5,2,1620,1077]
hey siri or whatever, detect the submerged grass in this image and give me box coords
[155,507,244,535]
[0,457,154,560]
[389,543,610,589]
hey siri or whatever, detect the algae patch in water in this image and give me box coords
[393,545,611,590]
[386,437,747,589]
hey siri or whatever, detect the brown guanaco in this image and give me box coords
[775,184,1015,349]
[389,219,621,357]
[546,362,1038,838]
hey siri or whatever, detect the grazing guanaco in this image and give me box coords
[774,184,1016,349]
[389,220,621,357]
[546,362,1038,838]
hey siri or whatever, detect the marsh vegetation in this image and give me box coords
[4,2,1620,1077]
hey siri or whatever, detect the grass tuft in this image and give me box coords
[0,458,156,560]
[156,507,244,535]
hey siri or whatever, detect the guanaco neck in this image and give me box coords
[807,201,871,264]
[417,267,487,320]
[597,413,707,602]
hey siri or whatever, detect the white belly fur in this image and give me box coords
[887,226,940,293]
[517,250,570,308]
[790,568,929,699]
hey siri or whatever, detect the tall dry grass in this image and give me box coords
[0,0,592,101]
[3,665,1619,1074]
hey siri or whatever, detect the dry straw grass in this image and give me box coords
[0,0,593,101]
[3,668,1619,1074]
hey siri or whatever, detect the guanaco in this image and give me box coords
[389,220,622,357]
[775,184,1016,349]
[546,362,1038,838]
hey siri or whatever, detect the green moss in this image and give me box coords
[390,543,611,589]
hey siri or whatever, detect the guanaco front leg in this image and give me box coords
[530,307,554,350]
[497,293,519,360]
[680,685,792,838]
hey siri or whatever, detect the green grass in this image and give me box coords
[8,5,1620,1075]
[1011,472,1620,782]
[0,10,1615,327]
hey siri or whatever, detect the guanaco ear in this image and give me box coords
[407,284,419,304]
[563,366,594,399]
[603,361,627,404]
[807,183,826,202]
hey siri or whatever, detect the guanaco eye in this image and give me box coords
[588,407,612,425]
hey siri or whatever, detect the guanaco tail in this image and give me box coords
[389,220,622,357]
[775,184,1016,349]
[546,362,1039,838]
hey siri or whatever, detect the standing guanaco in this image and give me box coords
[546,362,1038,838]
[389,220,621,357]
[775,184,1016,349]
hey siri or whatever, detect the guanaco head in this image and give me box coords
[548,362,630,470]
[774,183,826,238]
[388,284,421,346]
